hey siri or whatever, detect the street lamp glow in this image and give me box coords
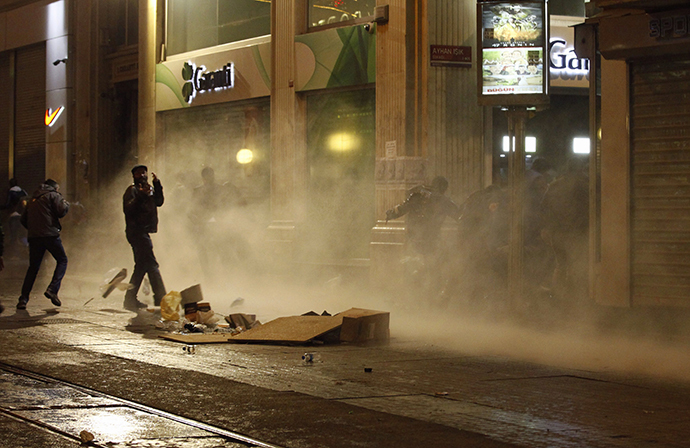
[236,148,253,164]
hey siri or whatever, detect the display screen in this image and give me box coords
[478,2,548,102]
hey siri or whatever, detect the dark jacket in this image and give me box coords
[0,185,28,211]
[123,179,164,234]
[21,184,70,238]
[0,220,4,256]
[387,185,460,254]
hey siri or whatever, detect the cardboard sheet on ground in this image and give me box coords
[229,308,389,344]
[228,315,343,343]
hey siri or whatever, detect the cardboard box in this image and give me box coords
[338,308,390,343]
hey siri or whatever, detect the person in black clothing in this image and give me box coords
[17,179,70,310]
[123,165,166,311]
[1,178,28,259]
[385,176,461,302]
[385,176,461,255]
[0,178,28,213]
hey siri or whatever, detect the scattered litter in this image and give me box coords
[83,297,95,306]
[231,297,245,307]
[155,319,185,331]
[180,284,203,305]
[79,430,95,443]
[182,344,196,354]
[364,367,373,373]
[184,323,205,333]
[225,313,261,333]
[435,391,449,396]
[160,291,182,321]
[302,353,320,364]
[99,268,131,298]
[196,302,221,325]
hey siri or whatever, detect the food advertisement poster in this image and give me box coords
[477,1,549,106]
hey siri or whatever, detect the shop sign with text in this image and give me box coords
[430,45,472,67]
[155,42,271,112]
[549,16,590,89]
[182,62,235,104]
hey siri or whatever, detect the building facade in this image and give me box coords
[0,0,594,296]
[579,0,690,308]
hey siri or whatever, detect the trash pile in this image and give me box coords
[157,302,390,347]
[155,284,261,336]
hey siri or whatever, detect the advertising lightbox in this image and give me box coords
[477,1,549,107]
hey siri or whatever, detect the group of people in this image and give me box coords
[385,157,589,310]
[1,157,588,314]
[0,165,166,314]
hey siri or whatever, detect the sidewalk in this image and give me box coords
[2,266,690,447]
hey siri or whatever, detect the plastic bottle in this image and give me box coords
[183,344,196,354]
[302,353,320,364]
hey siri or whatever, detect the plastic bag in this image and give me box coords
[160,291,182,321]
[197,309,220,325]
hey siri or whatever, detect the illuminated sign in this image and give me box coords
[549,38,589,81]
[477,1,549,107]
[44,106,64,127]
[181,61,235,104]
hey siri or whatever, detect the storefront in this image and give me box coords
[579,1,690,308]
[155,23,377,265]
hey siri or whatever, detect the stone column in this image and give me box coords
[138,0,157,167]
[267,0,308,269]
[370,0,427,290]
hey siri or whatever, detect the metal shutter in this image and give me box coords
[0,52,10,188]
[14,43,46,192]
[631,57,690,307]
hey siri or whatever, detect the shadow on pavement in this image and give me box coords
[0,309,61,329]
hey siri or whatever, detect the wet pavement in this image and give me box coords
[2,266,690,447]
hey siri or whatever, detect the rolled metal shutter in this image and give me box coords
[631,56,690,307]
[0,52,10,187]
[14,43,46,192]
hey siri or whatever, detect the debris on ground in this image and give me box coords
[160,291,182,321]
[99,268,131,298]
[79,430,95,443]
[225,313,261,333]
[229,308,389,345]
[153,282,390,348]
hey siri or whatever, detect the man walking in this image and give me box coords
[123,165,166,311]
[17,179,69,310]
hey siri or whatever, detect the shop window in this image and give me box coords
[309,0,377,29]
[166,0,271,56]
